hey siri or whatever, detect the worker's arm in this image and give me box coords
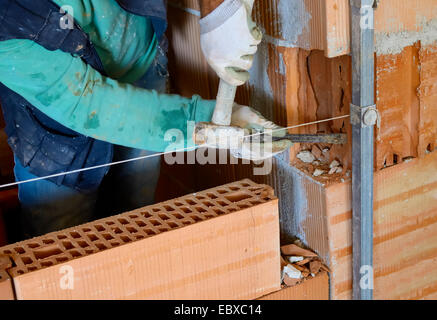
[198,0,262,86]
[0,39,215,152]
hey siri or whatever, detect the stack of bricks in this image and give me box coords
[0,179,282,300]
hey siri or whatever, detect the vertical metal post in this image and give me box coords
[350,0,377,300]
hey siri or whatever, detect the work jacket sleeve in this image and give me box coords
[0,39,215,152]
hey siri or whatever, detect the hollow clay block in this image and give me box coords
[0,179,281,300]
[0,255,14,300]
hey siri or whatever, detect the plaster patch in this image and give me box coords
[376,17,437,55]
[278,0,311,48]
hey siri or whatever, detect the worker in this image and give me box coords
[0,0,292,238]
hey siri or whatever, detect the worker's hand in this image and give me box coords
[199,0,263,86]
[194,104,292,161]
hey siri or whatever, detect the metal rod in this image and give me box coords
[350,0,376,300]
[270,133,347,144]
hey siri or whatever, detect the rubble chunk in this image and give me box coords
[313,169,325,177]
[283,264,302,279]
[288,256,304,263]
[281,244,318,257]
[283,275,300,287]
[329,160,340,169]
[311,145,322,159]
[297,151,316,163]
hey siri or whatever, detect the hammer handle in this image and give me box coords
[212,80,237,126]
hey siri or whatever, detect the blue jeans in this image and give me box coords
[15,44,169,238]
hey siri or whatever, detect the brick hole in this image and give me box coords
[180,207,192,214]
[150,219,161,226]
[141,211,152,218]
[126,226,138,234]
[217,200,228,207]
[238,204,250,209]
[190,215,203,222]
[70,251,82,258]
[249,187,262,192]
[206,193,218,199]
[158,227,169,232]
[202,201,214,207]
[105,221,115,226]
[263,197,271,201]
[62,241,75,250]
[14,247,25,254]
[110,241,120,247]
[27,243,39,249]
[427,144,433,152]
[241,183,251,187]
[182,221,192,226]
[42,239,55,245]
[95,243,107,250]
[174,201,184,206]
[82,227,92,233]
[135,235,145,240]
[112,227,123,234]
[225,192,251,203]
[41,261,53,267]
[213,208,225,215]
[16,270,24,275]
[250,200,262,206]
[3,250,12,254]
[56,256,69,263]
[167,222,178,228]
[34,245,63,260]
[164,205,175,212]
[57,234,67,240]
[186,199,196,205]
[27,266,37,272]
[87,234,99,242]
[129,214,138,219]
[94,225,105,232]
[229,186,240,191]
[136,220,146,227]
[217,189,227,194]
[120,236,132,243]
[118,218,129,225]
[228,208,237,213]
[143,229,156,236]
[172,213,184,219]
[195,207,207,213]
[102,233,114,241]
[77,241,89,248]
[22,257,33,265]
[204,214,215,218]
[195,195,206,200]
[152,208,160,212]
[393,154,399,165]
[85,249,95,254]
[158,213,170,220]
[70,231,81,239]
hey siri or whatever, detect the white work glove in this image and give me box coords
[195,104,292,161]
[199,0,263,86]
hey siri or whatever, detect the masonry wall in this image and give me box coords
[166,0,437,300]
